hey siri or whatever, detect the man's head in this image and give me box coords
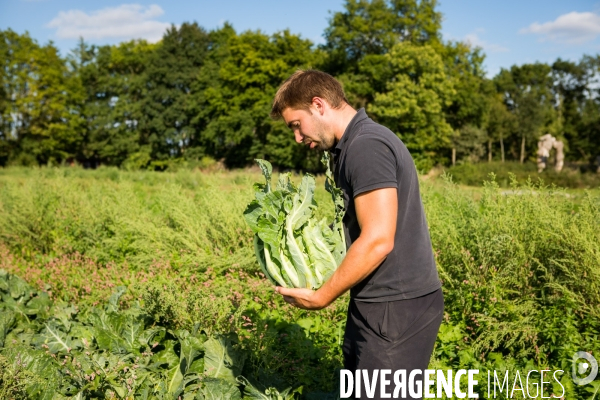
[271,70,350,151]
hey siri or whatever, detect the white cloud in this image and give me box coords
[464,32,509,53]
[47,4,171,43]
[520,11,600,44]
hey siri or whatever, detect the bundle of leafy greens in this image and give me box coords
[244,153,346,289]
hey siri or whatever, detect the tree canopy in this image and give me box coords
[1,1,599,171]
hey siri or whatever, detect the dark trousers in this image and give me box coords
[342,288,444,399]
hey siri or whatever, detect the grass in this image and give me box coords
[0,165,599,398]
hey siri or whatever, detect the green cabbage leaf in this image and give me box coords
[243,153,346,289]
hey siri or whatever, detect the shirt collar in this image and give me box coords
[333,108,368,154]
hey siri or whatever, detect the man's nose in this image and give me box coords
[294,131,304,144]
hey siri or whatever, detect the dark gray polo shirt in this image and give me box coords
[332,108,441,302]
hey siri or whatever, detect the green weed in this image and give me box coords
[0,167,598,398]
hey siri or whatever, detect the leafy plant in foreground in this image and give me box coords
[243,154,345,289]
[0,270,300,399]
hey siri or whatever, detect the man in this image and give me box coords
[271,70,443,399]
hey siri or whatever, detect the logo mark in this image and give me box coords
[572,351,598,385]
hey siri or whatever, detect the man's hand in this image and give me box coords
[275,286,328,310]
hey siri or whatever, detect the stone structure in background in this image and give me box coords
[554,140,564,173]
[537,134,564,173]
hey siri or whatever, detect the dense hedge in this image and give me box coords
[445,161,600,188]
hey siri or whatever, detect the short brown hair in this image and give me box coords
[270,69,349,119]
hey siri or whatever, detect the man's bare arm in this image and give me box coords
[276,187,397,310]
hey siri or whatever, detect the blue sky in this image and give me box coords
[1,0,600,77]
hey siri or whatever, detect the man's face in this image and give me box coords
[281,106,335,151]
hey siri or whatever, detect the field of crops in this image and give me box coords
[0,166,599,399]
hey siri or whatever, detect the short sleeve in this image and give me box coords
[345,134,398,198]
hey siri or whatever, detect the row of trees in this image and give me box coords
[1,0,600,171]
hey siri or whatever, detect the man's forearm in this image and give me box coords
[275,188,397,310]
[315,235,392,307]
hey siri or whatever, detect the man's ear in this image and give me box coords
[311,97,326,116]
